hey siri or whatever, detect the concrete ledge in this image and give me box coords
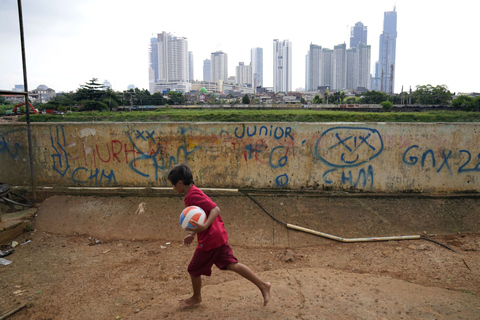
[33,194,480,248]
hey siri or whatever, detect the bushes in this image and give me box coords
[452,95,480,111]
[0,105,13,115]
[380,101,393,110]
[81,100,109,111]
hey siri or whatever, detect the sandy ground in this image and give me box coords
[0,194,479,319]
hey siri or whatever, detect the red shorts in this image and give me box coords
[188,243,238,277]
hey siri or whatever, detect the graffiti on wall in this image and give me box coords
[402,145,480,173]
[0,128,26,160]
[48,125,201,186]
[314,127,383,189]
[234,124,295,187]
[2,123,478,191]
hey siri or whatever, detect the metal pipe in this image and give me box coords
[17,0,37,201]
[286,223,421,243]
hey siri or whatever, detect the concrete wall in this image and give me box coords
[1,122,480,193]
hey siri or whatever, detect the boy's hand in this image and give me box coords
[183,233,195,246]
[185,221,207,233]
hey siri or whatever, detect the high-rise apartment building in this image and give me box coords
[273,39,292,93]
[374,7,397,93]
[320,48,333,89]
[149,37,159,92]
[188,51,194,81]
[333,43,347,91]
[148,31,189,92]
[211,51,228,82]
[350,22,368,48]
[236,62,252,86]
[305,44,322,91]
[203,59,211,82]
[251,48,263,88]
[346,48,357,90]
[306,19,371,93]
[356,43,371,90]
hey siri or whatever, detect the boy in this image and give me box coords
[167,163,271,307]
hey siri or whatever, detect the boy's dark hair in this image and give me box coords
[167,163,194,185]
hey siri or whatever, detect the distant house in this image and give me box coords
[30,85,56,103]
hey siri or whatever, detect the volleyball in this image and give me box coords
[180,206,206,230]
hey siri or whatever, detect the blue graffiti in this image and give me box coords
[315,127,383,168]
[402,146,469,174]
[128,127,200,179]
[50,125,70,177]
[244,142,268,160]
[72,167,116,186]
[323,165,374,189]
[136,130,156,144]
[275,173,289,187]
[234,124,294,140]
[269,146,288,169]
[0,128,25,159]
[459,150,480,173]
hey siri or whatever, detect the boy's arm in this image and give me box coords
[186,206,220,233]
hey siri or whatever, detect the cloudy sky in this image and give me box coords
[1,0,478,94]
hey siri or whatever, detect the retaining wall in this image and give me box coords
[1,122,480,193]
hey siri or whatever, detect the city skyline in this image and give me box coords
[1,0,478,94]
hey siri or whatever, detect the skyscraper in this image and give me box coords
[188,51,194,81]
[148,31,189,92]
[375,7,397,93]
[236,62,252,86]
[211,51,228,82]
[346,48,357,90]
[320,48,333,88]
[356,43,371,90]
[149,37,159,92]
[203,59,211,82]
[251,48,263,88]
[333,43,347,91]
[306,44,322,91]
[350,22,368,48]
[273,39,292,93]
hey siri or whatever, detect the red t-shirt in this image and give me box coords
[184,185,229,251]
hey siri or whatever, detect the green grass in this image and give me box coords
[18,108,480,123]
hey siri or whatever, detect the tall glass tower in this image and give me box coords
[251,48,263,88]
[211,51,228,82]
[350,22,368,48]
[273,39,292,93]
[375,7,397,93]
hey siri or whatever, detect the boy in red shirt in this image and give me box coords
[167,163,271,307]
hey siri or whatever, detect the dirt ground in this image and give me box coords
[1,195,479,320]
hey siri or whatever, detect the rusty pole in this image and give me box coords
[17,0,37,201]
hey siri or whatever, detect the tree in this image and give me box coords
[75,78,105,101]
[166,91,185,105]
[242,94,250,104]
[103,88,121,111]
[359,90,388,104]
[150,92,166,105]
[380,100,393,110]
[42,93,76,110]
[452,95,480,111]
[412,84,452,105]
[312,95,322,104]
[81,100,108,111]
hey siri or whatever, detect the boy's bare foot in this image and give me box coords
[261,282,271,306]
[178,296,202,307]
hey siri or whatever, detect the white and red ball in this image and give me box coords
[180,206,206,230]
